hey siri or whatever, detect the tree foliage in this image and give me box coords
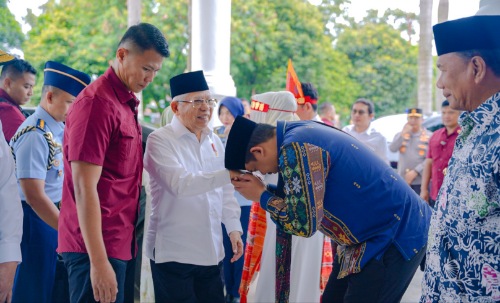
[22,0,190,104]
[335,22,418,117]
[231,0,359,115]
[1,0,24,50]
[18,0,418,120]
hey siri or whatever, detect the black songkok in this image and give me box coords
[225,116,258,170]
[433,15,500,56]
[169,70,209,98]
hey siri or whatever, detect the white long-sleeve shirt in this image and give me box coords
[144,116,242,266]
[342,124,389,164]
[0,121,23,264]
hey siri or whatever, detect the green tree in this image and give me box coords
[231,0,359,116]
[142,0,189,104]
[23,0,128,100]
[22,0,189,105]
[336,22,418,117]
[22,0,359,118]
[1,0,24,50]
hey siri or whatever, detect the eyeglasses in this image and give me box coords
[352,109,367,115]
[177,98,218,108]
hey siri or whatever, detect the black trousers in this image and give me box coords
[62,252,128,303]
[322,244,425,303]
[150,260,224,303]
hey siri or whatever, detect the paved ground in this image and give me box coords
[401,269,424,303]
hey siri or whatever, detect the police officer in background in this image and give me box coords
[389,108,433,194]
[10,61,91,303]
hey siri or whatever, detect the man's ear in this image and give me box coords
[171,101,180,114]
[116,47,127,64]
[471,56,487,84]
[249,146,265,159]
[45,91,54,105]
[3,77,11,90]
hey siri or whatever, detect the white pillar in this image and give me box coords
[128,0,144,120]
[190,0,236,97]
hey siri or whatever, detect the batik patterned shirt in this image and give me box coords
[421,92,500,303]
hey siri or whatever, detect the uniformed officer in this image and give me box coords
[10,61,91,303]
[389,108,433,194]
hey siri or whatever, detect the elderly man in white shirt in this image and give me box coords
[144,70,243,303]
[0,120,23,303]
[342,98,389,163]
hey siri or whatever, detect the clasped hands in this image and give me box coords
[229,170,267,202]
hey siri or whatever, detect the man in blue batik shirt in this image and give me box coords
[225,116,432,303]
[419,14,500,303]
[10,61,90,303]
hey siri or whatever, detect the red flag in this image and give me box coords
[286,59,305,104]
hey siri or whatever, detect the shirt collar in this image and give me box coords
[171,115,211,140]
[35,106,65,138]
[0,88,21,109]
[459,91,500,128]
[104,67,139,106]
[347,124,375,136]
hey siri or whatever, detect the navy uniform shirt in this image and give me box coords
[10,106,64,202]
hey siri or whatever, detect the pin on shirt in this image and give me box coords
[212,142,218,157]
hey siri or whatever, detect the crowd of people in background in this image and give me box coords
[1,8,500,303]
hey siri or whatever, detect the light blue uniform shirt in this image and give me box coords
[10,106,64,202]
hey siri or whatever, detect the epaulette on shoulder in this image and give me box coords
[36,119,46,132]
[11,119,55,170]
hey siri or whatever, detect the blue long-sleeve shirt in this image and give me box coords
[260,120,431,278]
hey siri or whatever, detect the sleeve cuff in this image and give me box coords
[216,170,232,188]
[224,219,243,235]
[17,170,46,179]
[259,190,275,210]
[0,243,22,264]
[266,184,277,194]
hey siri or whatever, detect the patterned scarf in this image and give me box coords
[320,238,334,291]
[239,202,267,303]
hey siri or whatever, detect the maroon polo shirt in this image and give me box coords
[58,67,143,260]
[0,88,26,141]
[427,126,460,200]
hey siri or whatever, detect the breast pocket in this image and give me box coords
[117,126,139,176]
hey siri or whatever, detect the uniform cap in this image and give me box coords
[44,61,91,97]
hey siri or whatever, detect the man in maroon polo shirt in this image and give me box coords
[420,100,461,207]
[58,23,169,303]
[0,58,37,141]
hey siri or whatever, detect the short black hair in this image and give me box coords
[0,59,37,81]
[245,123,276,163]
[118,23,170,58]
[352,98,374,115]
[301,82,319,111]
[457,49,500,77]
[441,99,449,107]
